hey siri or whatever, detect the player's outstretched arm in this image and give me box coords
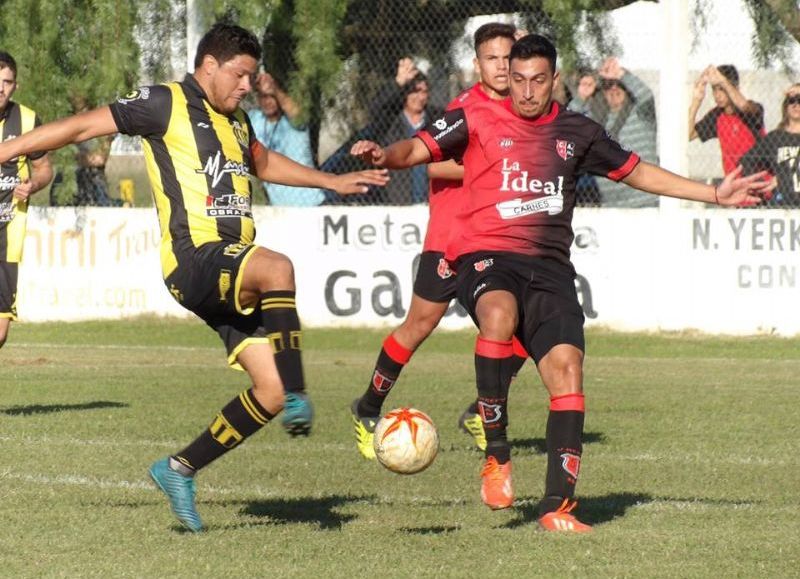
[0,108,118,164]
[350,138,432,169]
[252,144,389,194]
[623,161,774,206]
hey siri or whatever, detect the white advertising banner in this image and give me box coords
[16,206,800,336]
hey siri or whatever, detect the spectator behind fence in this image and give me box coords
[740,83,800,206]
[594,57,658,207]
[690,64,765,175]
[248,72,324,207]
[566,68,607,205]
[75,137,122,206]
[363,58,444,204]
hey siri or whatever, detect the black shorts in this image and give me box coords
[164,241,269,369]
[413,251,459,303]
[0,261,18,320]
[455,251,584,364]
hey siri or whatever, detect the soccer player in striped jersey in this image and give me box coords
[350,22,531,460]
[0,51,53,349]
[0,24,388,532]
[352,34,772,531]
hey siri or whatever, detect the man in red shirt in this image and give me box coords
[352,35,771,532]
[350,23,529,460]
[690,64,765,174]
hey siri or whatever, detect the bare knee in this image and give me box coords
[539,345,584,396]
[476,298,517,341]
[250,381,286,415]
[263,252,295,290]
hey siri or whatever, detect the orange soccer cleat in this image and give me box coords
[480,456,514,510]
[538,499,592,533]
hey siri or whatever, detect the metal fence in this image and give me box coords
[96,0,800,209]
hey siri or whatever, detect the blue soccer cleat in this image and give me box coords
[282,391,313,436]
[148,457,203,533]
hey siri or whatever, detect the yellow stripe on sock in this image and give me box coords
[239,390,269,425]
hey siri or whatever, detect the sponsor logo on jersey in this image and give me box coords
[437,258,453,279]
[499,137,514,149]
[117,87,150,105]
[432,117,464,141]
[0,201,16,222]
[560,452,581,479]
[433,118,447,130]
[556,139,575,160]
[498,158,565,218]
[205,192,252,218]
[473,258,494,272]
[478,401,503,424]
[197,150,250,188]
[0,174,21,191]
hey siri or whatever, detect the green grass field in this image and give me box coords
[1,319,798,578]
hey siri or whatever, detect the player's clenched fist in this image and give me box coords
[350,140,387,167]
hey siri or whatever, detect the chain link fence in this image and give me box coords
[87,0,800,209]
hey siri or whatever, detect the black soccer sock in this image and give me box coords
[260,290,305,394]
[174,388,274,472]
[358,333,413,417]
[539,393,585,516]
[475,337,515,464]
[510,336,528,380]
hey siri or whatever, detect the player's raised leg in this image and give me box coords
[149,342,282,532]
[351,290,449,459]
[239,247,313,436]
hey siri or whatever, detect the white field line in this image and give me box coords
[10,342,217,352]
[0,469,469,507]
[0,433,793,467]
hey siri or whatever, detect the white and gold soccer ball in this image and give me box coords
[373,408,439,474]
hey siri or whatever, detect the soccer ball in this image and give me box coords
[373,407,439,474]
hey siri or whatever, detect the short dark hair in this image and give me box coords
[0,51,17,78]
[717,64,739,86]
[194,23,261,69]
[403,72,428,98]
[509,34,557,73]
[473,22,516,53]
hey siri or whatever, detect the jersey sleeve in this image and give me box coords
[579,124,640,181]
[109,85,171,138]
[739,101,765,136]
[27,114,46,161]
[695,108,720,142]
[415,108,469,163]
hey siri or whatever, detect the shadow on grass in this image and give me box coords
[510,431,606,454]
[502,491,652,529]
[219,494,369,530]
[400,525,460,535]
[0,400,128,416]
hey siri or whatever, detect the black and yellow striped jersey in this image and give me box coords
[109,74,258,279]
[0,101,44,263]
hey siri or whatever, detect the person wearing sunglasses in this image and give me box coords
[740,84,800,206]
